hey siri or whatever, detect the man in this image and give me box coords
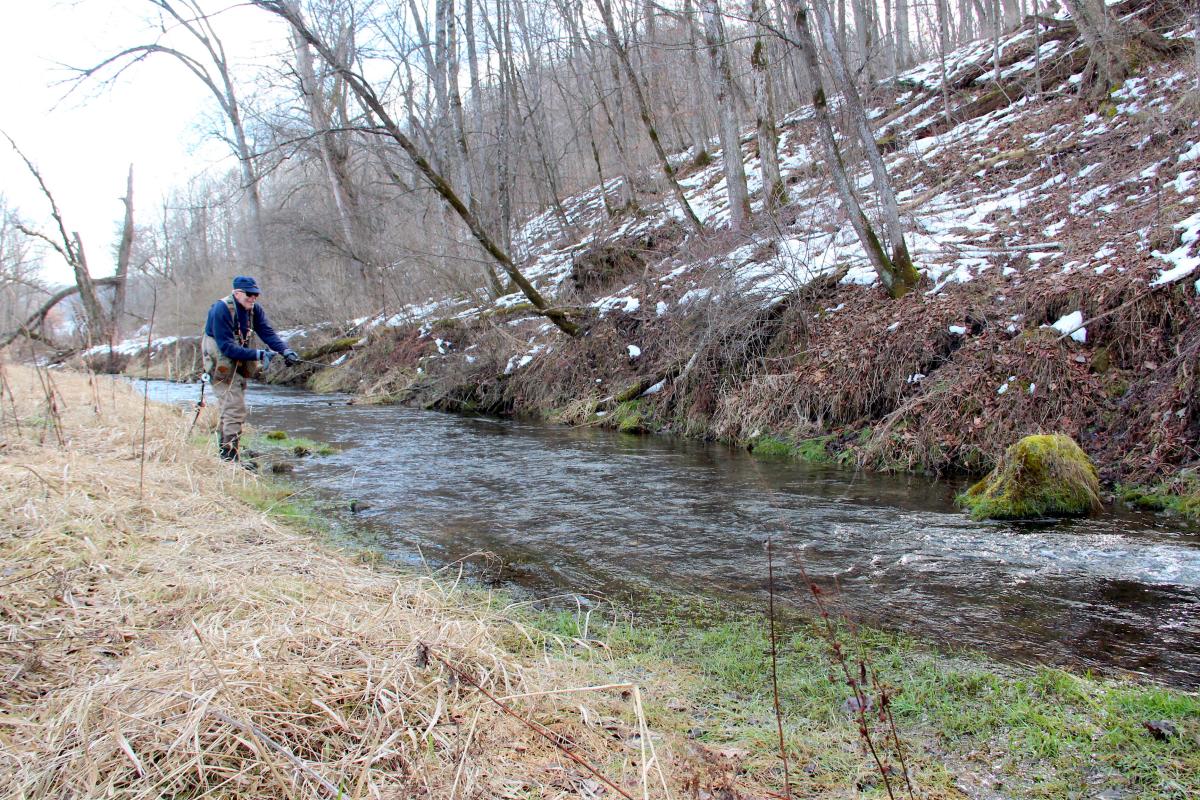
[202,276,300,461]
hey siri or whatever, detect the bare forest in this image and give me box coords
[4,0,1149,343]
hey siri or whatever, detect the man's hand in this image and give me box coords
[283,349,300,367]
[258,349,274,369]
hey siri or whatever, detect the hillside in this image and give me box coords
[121,3,1199,488]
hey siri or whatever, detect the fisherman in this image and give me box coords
[202,276,300,461]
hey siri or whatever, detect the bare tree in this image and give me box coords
[112,164,136,340]
[751,0,788,211]
[72,0,267,267]
[592,0,705,234]
[700,0,751,230]
[785,1,919,298]
[1061,0,1173,101]
[252,0,582,336]
[3,134,116,346]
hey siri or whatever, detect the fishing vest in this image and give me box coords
[202,295,261,380]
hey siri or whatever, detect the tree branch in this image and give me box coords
[0,277,122,350]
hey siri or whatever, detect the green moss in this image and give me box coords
[958,433,1101,520]
[748,435,795,458]
[795,435,836,464]
[482,302,536,319]
[1118,470,1200,522]
[245,431,338,456]
[749,434,836,464]
[612,400,651,434]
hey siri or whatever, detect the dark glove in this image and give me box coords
[258,349,274,369]
[283,349,300,367]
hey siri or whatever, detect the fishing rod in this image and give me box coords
[186,373,209,436]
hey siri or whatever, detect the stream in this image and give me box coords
[143,380,1200,687]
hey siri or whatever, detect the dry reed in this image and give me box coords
[0,366,682,799]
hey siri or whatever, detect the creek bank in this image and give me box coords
[0,366,769,798]
[2,368,1197,798]
[258,40,1200,517]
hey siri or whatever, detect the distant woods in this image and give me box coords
[1,0,1189,345]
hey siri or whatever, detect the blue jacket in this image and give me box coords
[204,297,289,361]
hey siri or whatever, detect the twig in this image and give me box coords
[31,362,66,446]
[139,288,156,499]
[16,464,62,495]
[631,684,672,799]
[871,671,917,799]
[765,537,792,799]
[0,362,22,438]
[449,707,482,800]
[793,557,899,800]
[425,645,638,800]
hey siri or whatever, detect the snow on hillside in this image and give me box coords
[118,6,1198,375]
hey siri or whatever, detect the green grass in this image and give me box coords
[748,434,835,464]
[511,598,1200,799]
[247,430,338,456]
[238,480,332,532]
[1118,472,1200,524]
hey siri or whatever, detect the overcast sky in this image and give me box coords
[0,1,287,285]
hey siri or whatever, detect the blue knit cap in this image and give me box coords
[232,275,261,294]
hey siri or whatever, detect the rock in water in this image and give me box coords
[958,434,1102,521]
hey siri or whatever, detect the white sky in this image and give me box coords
[0,1,288,286]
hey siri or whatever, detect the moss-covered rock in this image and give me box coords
[748,435,795,458]
[612,400,651,434]
[958,434,1102,521]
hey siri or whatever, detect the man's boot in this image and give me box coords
[219,433,239,461]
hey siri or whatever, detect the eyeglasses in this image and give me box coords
[245,293,260,298]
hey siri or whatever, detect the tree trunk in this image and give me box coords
[853,0,877,83]
[751,0,787,211]
[1061,0,1130,98]
[683,0,715,161]
[592,0,705,234]
[292,23,364,273]
[700,0,752,230]
[787,0,918,298]
[255,0,580,336]
[0,277,123,351]
[936,0,952,123]
[814,0,916,294]
[112,165,135,341]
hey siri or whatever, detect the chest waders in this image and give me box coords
[201,295,259,463]
[201,295,262,382]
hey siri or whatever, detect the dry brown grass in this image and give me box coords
[0,365,714,800]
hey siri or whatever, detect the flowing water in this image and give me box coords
[144,380,1200,686]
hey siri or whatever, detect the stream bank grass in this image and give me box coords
[518,596,1200,799]
[3,367,1195,799]
[0,366,756,800]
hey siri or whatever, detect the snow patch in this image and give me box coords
[1048,310,1086,343]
